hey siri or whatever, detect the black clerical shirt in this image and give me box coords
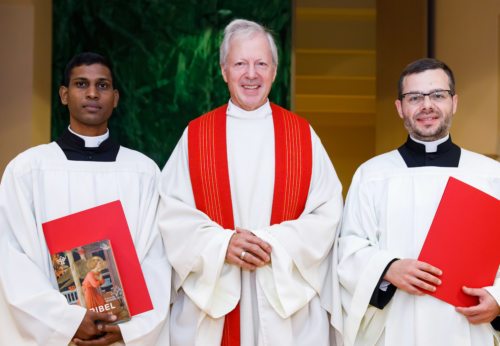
[56,129,120,162]
[397,136,461,168]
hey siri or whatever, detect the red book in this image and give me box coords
[43,200,153,316]
[418,177,500,307]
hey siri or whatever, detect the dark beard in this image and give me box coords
[404,114,452,141]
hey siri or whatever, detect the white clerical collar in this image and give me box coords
[226,99,272,119]
[410,134,449,153]
[68,126,110,148]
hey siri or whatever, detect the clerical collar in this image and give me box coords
[227,99,272,119]
[410,134,449,153]
[397,135,461,168]
[56,128,120,162]
[68,126,109,148]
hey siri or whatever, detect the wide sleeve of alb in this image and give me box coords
[158,129,238,319]
[117,166,171,345]
[250,128,343,319]
[0,161,86,346]
[337,166,397,345]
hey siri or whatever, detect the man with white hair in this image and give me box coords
[159,19,343,345]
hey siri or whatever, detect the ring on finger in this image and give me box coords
[240,251,247,260]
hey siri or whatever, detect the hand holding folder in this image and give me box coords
[418,177,500,307]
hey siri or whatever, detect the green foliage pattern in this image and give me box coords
[52,0,292,167]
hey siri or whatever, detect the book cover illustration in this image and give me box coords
[51,239,131,323]
[43,200,153,315]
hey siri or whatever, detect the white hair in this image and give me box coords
[219,19,278,68]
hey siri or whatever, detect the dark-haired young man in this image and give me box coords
[338,58,500,345]
[0,52,170,346]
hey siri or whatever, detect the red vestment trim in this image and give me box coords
[188,103,312,346]
[269,103,313,224]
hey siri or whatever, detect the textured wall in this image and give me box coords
[52,0,292,167]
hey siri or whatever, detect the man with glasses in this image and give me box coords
[338,58,499,345]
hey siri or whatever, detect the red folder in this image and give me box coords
[418,177,500,307]
[43,200,153,315]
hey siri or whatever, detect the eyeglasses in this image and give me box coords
[401,90,454,105]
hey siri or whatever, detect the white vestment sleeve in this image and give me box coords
[158,130,239,318]
[483,172,500,308]
[337,167,396,344]
[484,268,500,307]
[251,129,343,319]
[118,169,171,345]
[0,163,86,346]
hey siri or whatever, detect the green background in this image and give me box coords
[52,0,292,167]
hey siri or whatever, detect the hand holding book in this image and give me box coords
[72,309,120,343]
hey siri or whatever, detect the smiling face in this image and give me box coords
[59,63,119,136]
[395,68,458,141]
[221,32,277,111]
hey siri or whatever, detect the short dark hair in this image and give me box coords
[62,52,115,87]
[397,58,455,99]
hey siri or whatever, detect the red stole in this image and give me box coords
[187,103,313,346]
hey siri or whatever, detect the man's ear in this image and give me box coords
[451,93,458,115]
[220,64,228,83]
[113,89,119,108]
[395,99,404,119]
[59,86,69,105]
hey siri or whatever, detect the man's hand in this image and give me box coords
[73,310,117,340]
[226,227,272,270]
[455,287,500,324]
[73,323,122,346]
[384,259,442,295]
[72,310,123,345]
